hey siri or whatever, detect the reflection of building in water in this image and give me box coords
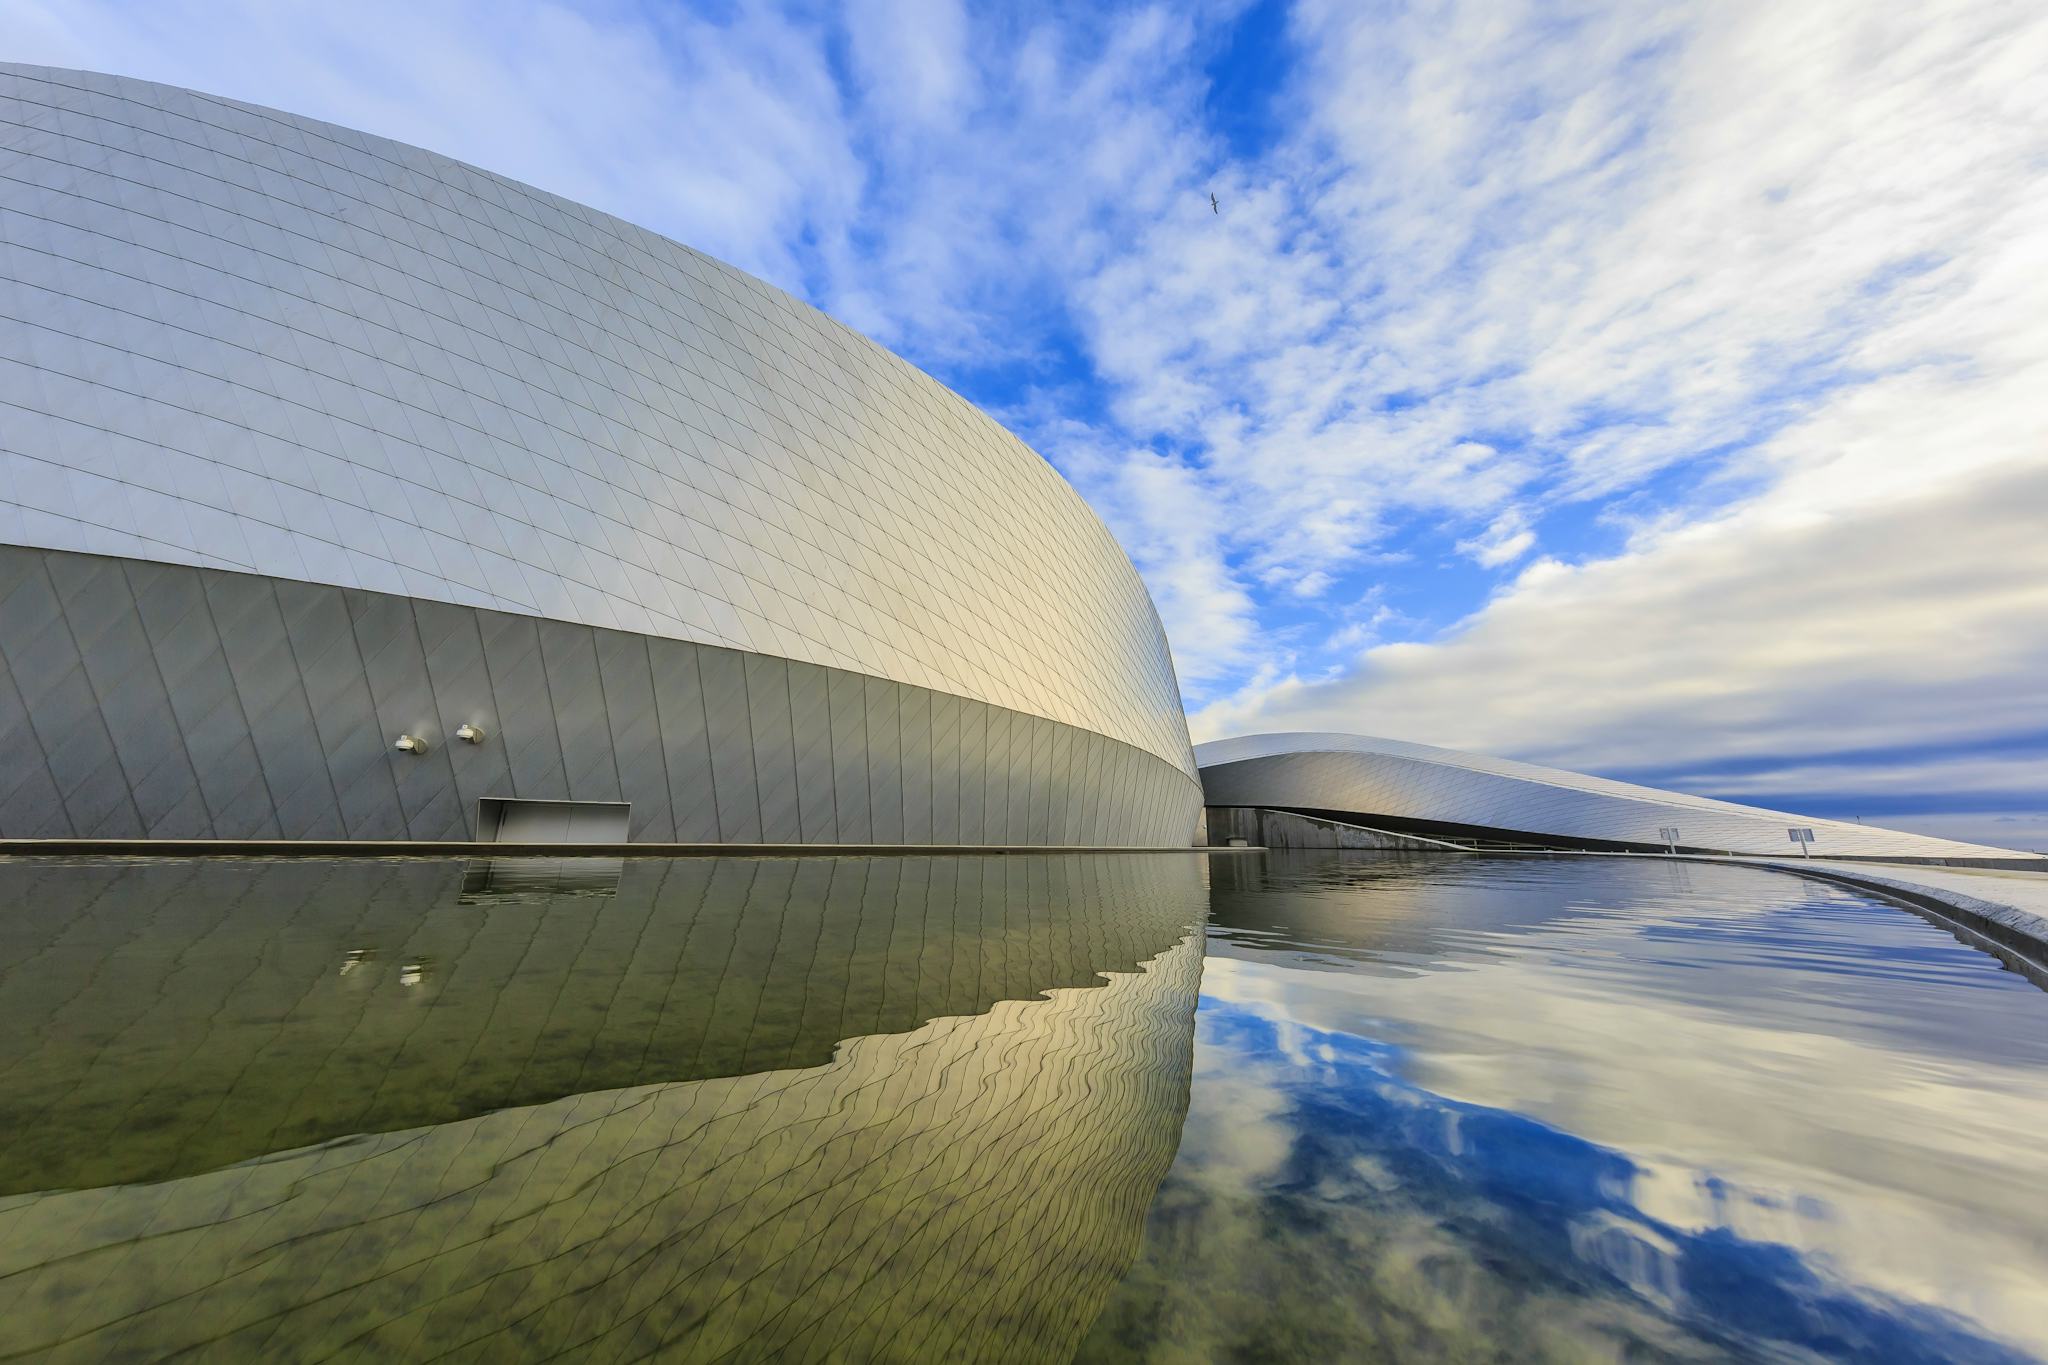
[459,853,626,900]
[1202,849,1710,972]
[0,854,1205,1362]
[0,855,1205,1190]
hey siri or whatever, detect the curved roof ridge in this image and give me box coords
[1194,731,2027,859]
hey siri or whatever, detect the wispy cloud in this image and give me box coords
[1,0,866,291]
[1457,510,1536,569]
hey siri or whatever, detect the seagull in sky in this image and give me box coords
[1209,192,1219,214]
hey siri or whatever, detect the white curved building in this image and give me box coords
[1197,733,2029,862]
[0,64,1200,844]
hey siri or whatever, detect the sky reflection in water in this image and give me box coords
[1080,854,2048,1364]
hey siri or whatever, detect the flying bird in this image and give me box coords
[1209,192,1219,214]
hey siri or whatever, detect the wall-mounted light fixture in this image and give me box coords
[393,734,428,754]
[455,722,486,744]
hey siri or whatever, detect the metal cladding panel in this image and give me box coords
[699,649,762,843]
[477,612,562,798]
[276,577,402,837]
[864,675,904,844]
[0,63,1196,791]
[744,652,800,843]
[206,568,339,839]
[1006,713,1037,843]
[955,701,989,841]
[0,547,1201,845]
[786,659,836,844]
[983,709,1015,846]
[352,588,464,838]
[898,687,935,845]
[649,636,720,843]
[413,599,513,831]
[928,690,963,846]
[591,627,670,842]
[538,620,623,806]
[1196,733,2028,861]
[826,668,873,843]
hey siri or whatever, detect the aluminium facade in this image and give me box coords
[1198,732,2027,861]
[0,64,1201,844]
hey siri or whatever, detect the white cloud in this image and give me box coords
[844,0,970,127]
[1189,454,2048,793]
[0,0,864,295]
[1046,419,1263,687]
[1162,0,2048,832]
[1877,813,2048,854]
[1064,0,2048,726]
[1457,509,1536,568]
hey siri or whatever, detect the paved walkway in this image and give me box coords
[1797,859,2048,914]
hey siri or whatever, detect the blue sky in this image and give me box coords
[7,0,2046,848]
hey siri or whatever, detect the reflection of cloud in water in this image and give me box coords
[1204,963,2048,1348]
[1190,853,2048,1355]
[1081,1001,2036,1364]
[1210,853,2048,1067]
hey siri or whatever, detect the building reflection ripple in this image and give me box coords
[0,853,1208,1362]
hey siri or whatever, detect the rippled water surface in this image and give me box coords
[1,852,2044,1362]
[1082,853,2048,1364]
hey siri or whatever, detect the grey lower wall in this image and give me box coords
[0,547,1202,845]
[1204,806,1463,851]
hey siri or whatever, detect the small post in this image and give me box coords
[1788,827,1814,858]
[1659,826,1680,855]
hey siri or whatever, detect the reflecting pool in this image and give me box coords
[1079,853,2048,1364]
[1,852,2045,1362]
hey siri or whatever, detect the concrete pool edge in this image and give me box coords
[0,838,1258,859]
